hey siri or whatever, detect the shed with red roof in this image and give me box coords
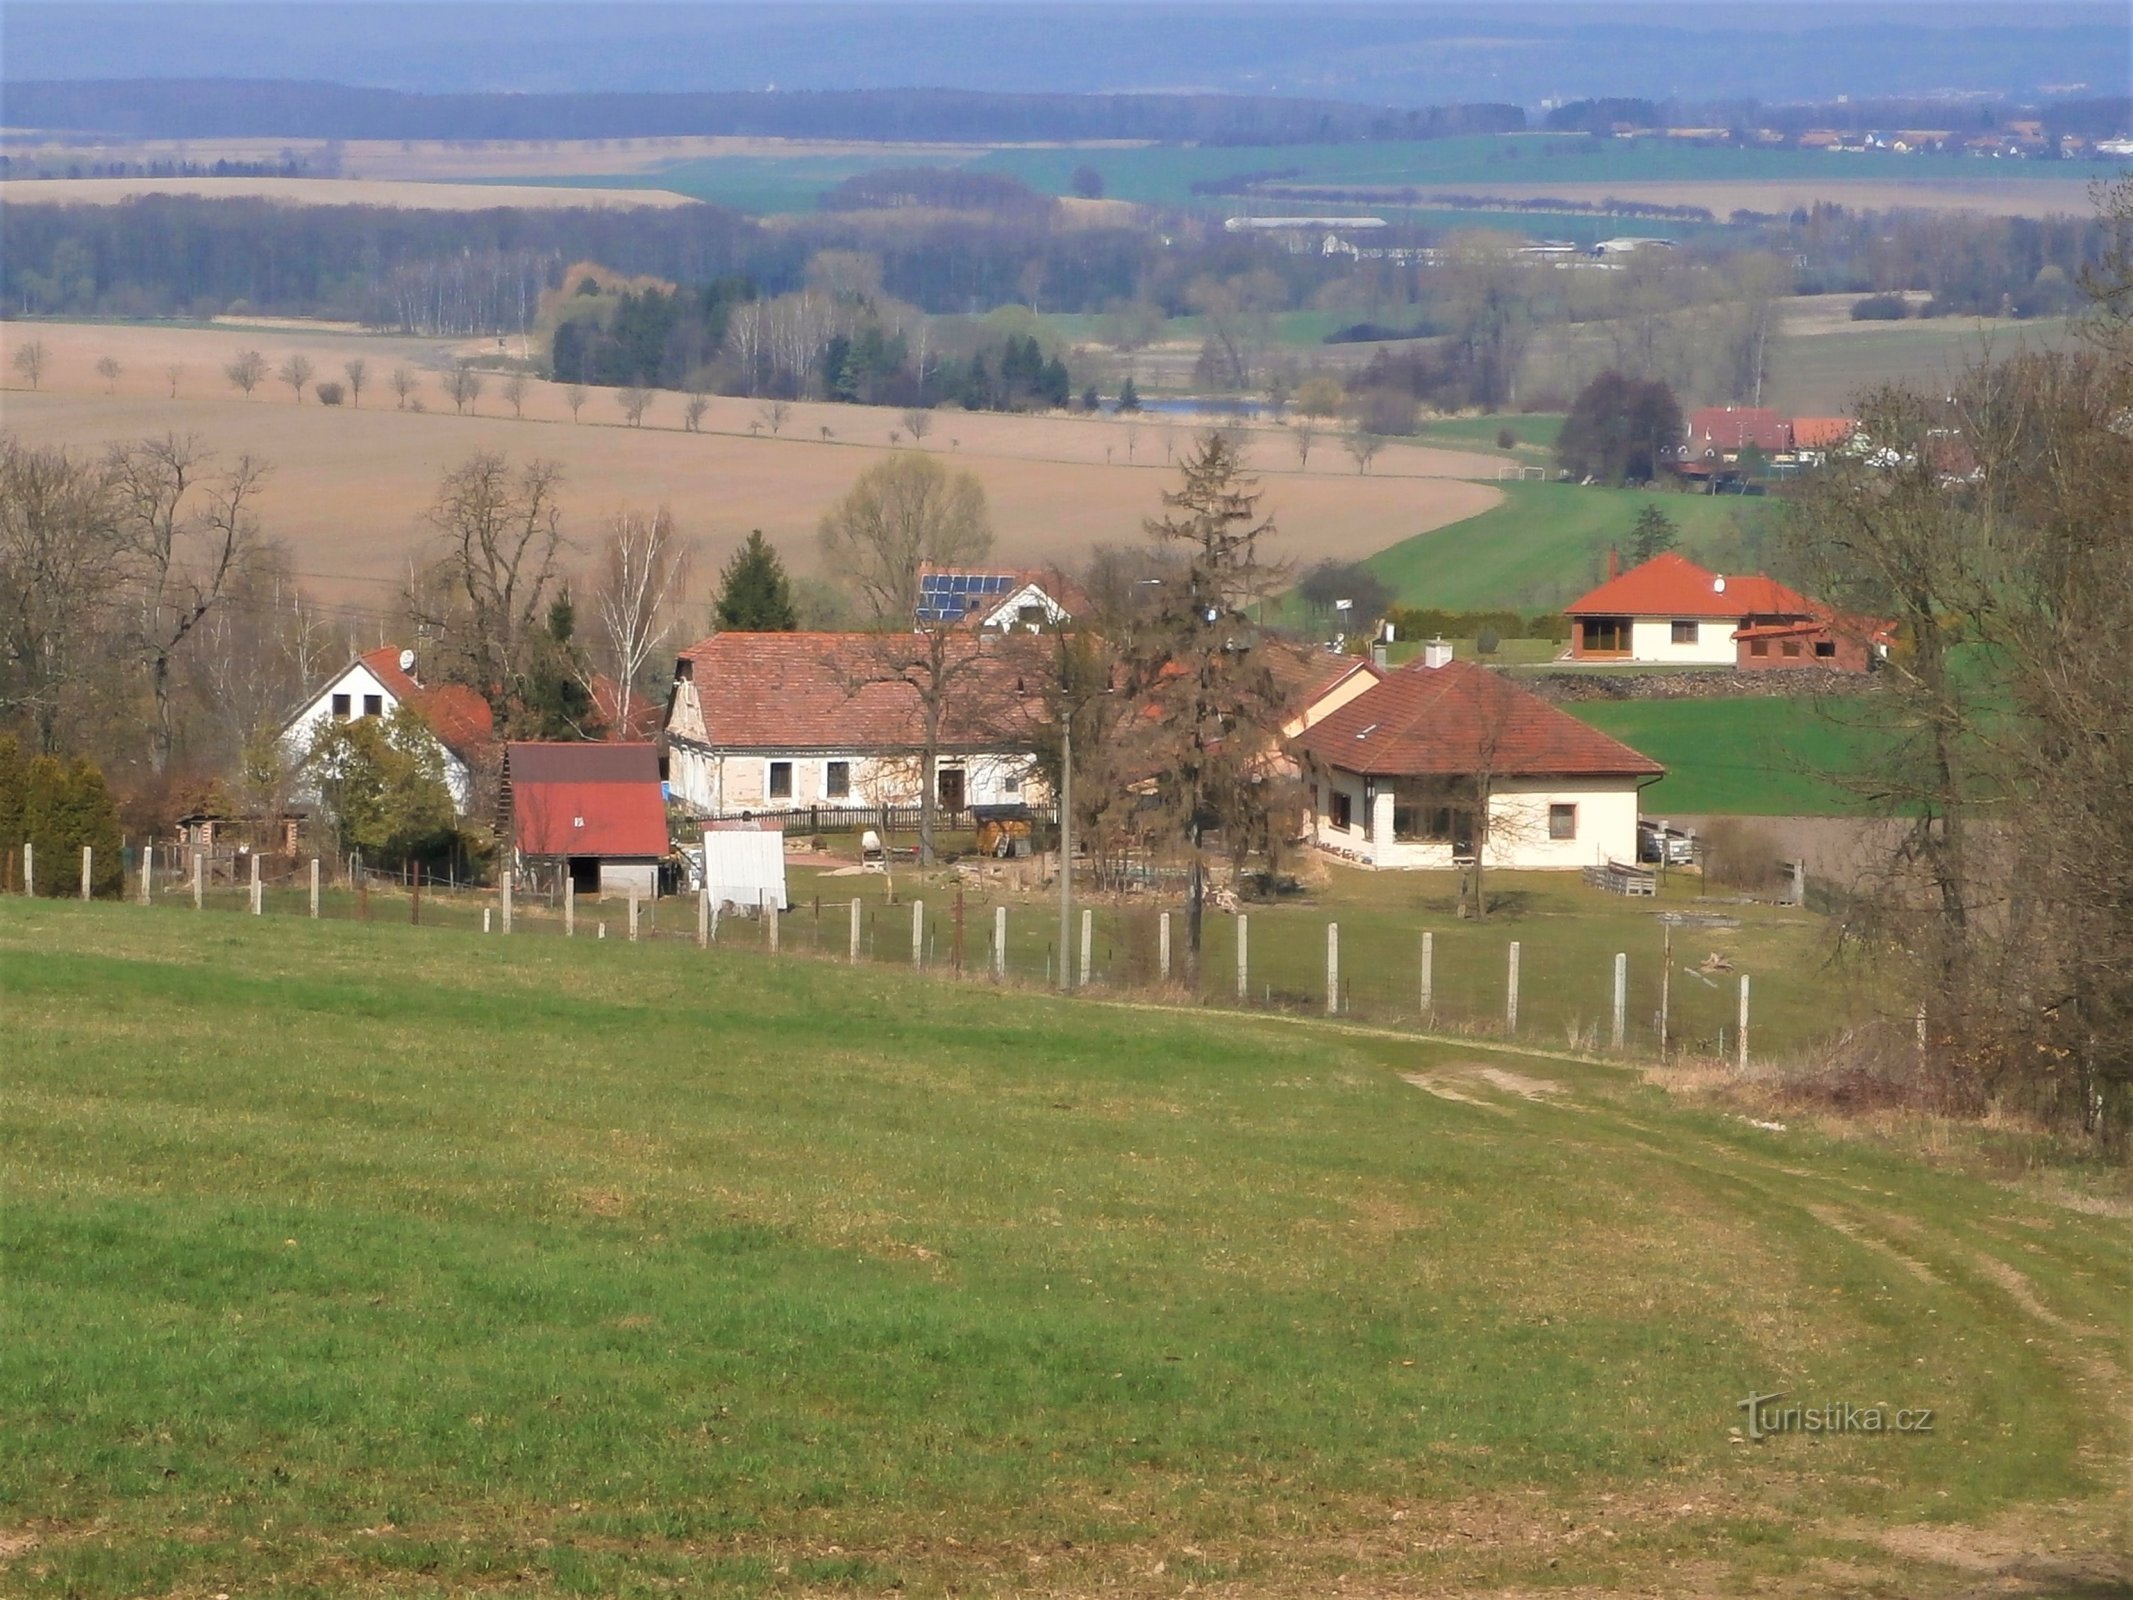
[502,741,670,898]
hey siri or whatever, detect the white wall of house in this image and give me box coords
[1625,616,1739,667]
[281,662,474,811]
[1307,770,1641,869]
[666,742,1045,815]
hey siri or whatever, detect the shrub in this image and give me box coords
[1850,294,1909,322]
[1476,627,1501,655]
[1700,818,1784,892]
[1495,427,1518,450]
[315,380,345,406]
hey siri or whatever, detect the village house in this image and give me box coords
[1293,642,1663,870]
[281,646,494,812]
[916,564,1077,632]
[1564,551,1887,671]
[663,631,1047,820]
[500,741,670,899]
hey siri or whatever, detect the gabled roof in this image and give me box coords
[1294,658,1664,780]
[355,646,494,761]
[672,631,1044,752]
[915,564,1082,628]
[1266,644,1380,718]
[505,741,668,858]
[1686,406,1790,453]
[1790,417,1855,450]
[1564,552,1819,620]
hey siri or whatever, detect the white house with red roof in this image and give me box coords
[1564,552,1885,671]
[663,632,1047,818]
[1291,643,1664,870]
[280,647,495,812]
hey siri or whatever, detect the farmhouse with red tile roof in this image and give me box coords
[280,645,495,813]
[662,631,1048,818]
[1291,644,1663,870]
[1564,552,1888,671]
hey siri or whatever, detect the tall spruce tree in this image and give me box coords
[714,530,799,632]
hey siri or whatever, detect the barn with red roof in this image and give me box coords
[1291,643,1664,870]
[501,741,670,899]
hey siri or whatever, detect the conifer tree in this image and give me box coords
[714,529,799,632]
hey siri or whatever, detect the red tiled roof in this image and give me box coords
[1564,552,1819,620]
[1686,406,1791,453]
[673,631,1045,751]
[1293,658,1664,779]
[1266,643,1380,719]
[506,741,668,858]
[1790,416,1854,449]
[358,646,494,760]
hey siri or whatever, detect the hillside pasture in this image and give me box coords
[2,900,2125,1597]
[0,320,1500,605]
[1564,697,1885,817]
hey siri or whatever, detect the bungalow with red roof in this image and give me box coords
[502,741,670,899]
[280,646,495,812]
[1564,552,1887,671]
[1291,642,1664,870]
[663,631,1048,819]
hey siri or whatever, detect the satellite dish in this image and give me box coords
[1713,576,1727,594]
[398,648,416,673]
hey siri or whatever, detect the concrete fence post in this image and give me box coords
[1236,913,1250,1001]
[483,907,491,934]
[249,851,262,916]
[140,851,153,906]
[1158,912,1172,983]
[849,897,863,964]
[81,845,93,902]
[1738,974,1751,1071]
[628,888,640,942]
[500,873,513,934]
[309,857,320,918]
[765,891,780,953]
[1079,908,1094,988]
[1506,941,1521,1033]
[191,850,203,910]
[912,899,925,968]
[1612,952,1628,1050]
[697,881,709,949]
[1659,925,1673,1060]
[1326,922,1340,1015]
[565,878,576,938]
[993,905,1006,981]
[1420,931,1435,1018]
[22,842,32,897]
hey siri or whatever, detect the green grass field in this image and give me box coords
[3,901,2126,1596]
[1565,697,1883,816]
[1763,316,2079,417]
[1362,481,1767,611]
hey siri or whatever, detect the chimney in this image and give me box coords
[1423,637,1453,670]
[1371,641,1389,670]
[1607,546,1620,580]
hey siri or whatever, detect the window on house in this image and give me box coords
[768,760,793,800]
[825,760,850,799]
[1003,771,1022,795]
[1814,640,1836,659]
[1671,620,1699,645]
[1749,639,1770,657]
[1582,617,1630,653]
[1330,789,1353,831]
[362,694,383,718]
[1782,641,1803,658]
[330,693,351,719]
[1549,804,1578,841]
[1394,802,1468,843]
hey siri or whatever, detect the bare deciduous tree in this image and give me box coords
[501,372,528,419]
[1344,427,1383,474]
[96,356,122,394]
[106,434,265,773]
[757,398,789,436]
[278,353,315,404]
[817,450,993,625]
[444,363,485,415]
[617,386,653,427]
[410,453,568,726]
[11,340,49,390]
[164,363,184,399]
[225,349,268,398]
[900,406,933,444]
[0,440,121,751]
[1292,417,1317,469]
[342,357,368,408]
[389,364,419,410]
[565,383,589,422]
[588,506,692,737]
[682,392,709,432]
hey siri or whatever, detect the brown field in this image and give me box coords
[0,320,1500,612]
[0,176,699,211]
[1282,176,2102,221]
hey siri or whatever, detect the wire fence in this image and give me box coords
[25,841,1793,1069]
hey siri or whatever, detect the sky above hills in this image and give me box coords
[4,3,2127,105]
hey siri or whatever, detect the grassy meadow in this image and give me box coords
[4,900,2128,1597]
[1565,698,1883,817]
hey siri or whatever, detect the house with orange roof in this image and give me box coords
[1564,552,1888,671]
[280,645,495,812]
[1291,641,1664,870]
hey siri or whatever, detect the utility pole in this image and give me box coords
[1058,717,1073,991]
